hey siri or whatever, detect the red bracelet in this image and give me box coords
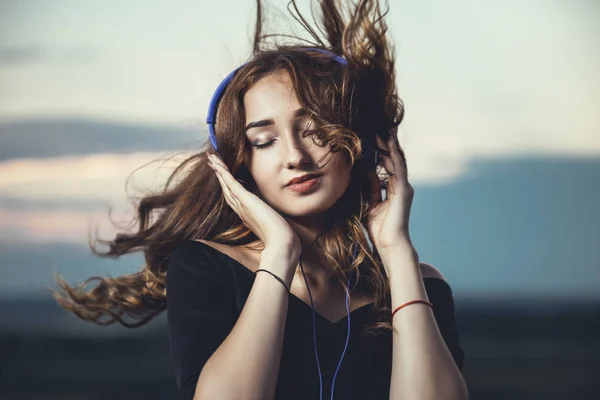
[391,300,433,319]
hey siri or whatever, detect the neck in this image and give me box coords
[285,213,338,285]
[244,211,338,286]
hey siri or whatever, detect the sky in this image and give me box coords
[0,0,598,300]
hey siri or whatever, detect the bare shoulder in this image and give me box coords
[419,262,447,281]
[195,239,239,259]
[195,239,229,253]
[194,239,259,272]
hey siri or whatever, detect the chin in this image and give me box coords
[280,192,342,218]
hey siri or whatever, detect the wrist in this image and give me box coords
[260,248,299,285]
[377,237,417,261]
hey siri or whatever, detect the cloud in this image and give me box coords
[0,46,44,65]
[0,151,189,205]
[0,151,195,244]
[0,209,117,245]
[0,118,206,161]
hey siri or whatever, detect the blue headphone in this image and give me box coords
[206,48,366,399]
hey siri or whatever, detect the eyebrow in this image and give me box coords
[244,108,307,133]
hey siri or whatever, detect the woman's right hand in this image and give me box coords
[207,153,301,259]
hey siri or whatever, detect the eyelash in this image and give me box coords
[251,120,319,151]
[250,118,318,150]
[252,140,275,150]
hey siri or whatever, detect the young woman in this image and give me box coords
[53,1,468,399]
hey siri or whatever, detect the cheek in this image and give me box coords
[329,152,352,177]
[327,153,352,193]
[249,163,278,192]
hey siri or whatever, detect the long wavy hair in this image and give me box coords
[51,0,405,337]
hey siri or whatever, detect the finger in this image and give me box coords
[368,168,382,205]
[208,159,239,209]
[208,155,248,199]
[214,169,240,211]
[375,135,395,176]
[375,135,397,197]
[387,133,407,180]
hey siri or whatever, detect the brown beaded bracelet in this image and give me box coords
[255,269,290,292]
[391,300,433,319]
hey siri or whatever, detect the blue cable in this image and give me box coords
[299,241,357,400]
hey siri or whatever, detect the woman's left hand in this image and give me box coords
[365,133,415,253]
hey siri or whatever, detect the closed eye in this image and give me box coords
[250,119,313,150]
[251,140,276,150]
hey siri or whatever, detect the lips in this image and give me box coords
[286,174,321,187]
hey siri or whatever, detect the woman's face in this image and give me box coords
[242,69,352,218]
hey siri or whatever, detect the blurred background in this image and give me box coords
[1,0,598,399]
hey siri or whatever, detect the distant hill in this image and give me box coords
[0,118,207,161]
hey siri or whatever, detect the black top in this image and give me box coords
[166,240,465,400]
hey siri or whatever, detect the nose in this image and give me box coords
[283,132,313,170]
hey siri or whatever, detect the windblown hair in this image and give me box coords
[52,0,405,337]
